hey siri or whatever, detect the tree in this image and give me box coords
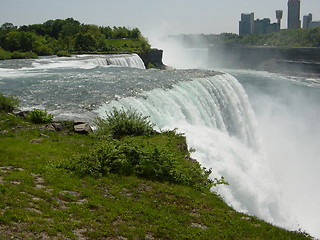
[0,22,16,34]
[74,33,96,51]
[2,31,36,52]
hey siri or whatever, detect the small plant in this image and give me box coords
[0,93,19,113]
[93,107,155,139]
[27,108,53,124]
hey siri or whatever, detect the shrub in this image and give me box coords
[56,50,71,57]
[27,108,53,124]
[93,107,155,139]
[11,51,38,59]
[35,45,54,56]
[59,136,218,191]
[0,48,12,60]
[0,93,19,113]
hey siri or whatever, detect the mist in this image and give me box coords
[150,35,320,238]
[241,72,320,238]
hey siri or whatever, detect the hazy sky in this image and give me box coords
[1,0,319,38]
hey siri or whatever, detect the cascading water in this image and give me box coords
[95,72,293,229]
[2,54,318,237]
[106,54,146,69]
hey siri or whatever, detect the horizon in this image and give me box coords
[1,0,319,41]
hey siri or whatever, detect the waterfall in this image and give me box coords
[106,54,146,69]
[96,72,294,229]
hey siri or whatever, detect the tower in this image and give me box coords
[303,13,312,28]
[276,10,283,28]
[288,0,301,29]
[239,12,254,36]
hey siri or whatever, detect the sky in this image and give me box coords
[1,0,319,39]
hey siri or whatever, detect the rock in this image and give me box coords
[39,133,50,138]
[190,223,208,230]
[16,111,30,119]
[1,130,9,135]
[74,122,92,134]
[138,49,167,69]
[30,138,43,144]
[44,124,56,132]
[51,122,64,131]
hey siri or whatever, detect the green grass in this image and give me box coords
[106,39,149,53]
[0,113,313,239]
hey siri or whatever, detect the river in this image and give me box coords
[0,52,319,238]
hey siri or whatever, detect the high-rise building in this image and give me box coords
[303,13,312,28]
[288,0,301,29]
[239,13,254,36]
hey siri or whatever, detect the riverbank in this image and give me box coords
[0,108,313,239]
[0,48,166,70]
[208,46,320,76]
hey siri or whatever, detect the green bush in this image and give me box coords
[0,93,19,113]
[0,48,12,60]
[27,108,53,124]
[56,50,71,57]
[34,45,54,56]
[93,108,155,139]
[60,138,215,190]
[11,51,38,59]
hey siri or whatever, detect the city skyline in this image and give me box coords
[0,0,319,38]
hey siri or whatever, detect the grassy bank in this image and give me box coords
[0,96,312,239]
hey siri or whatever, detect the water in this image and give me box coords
[1,54,319,238]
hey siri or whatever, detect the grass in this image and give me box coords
[0,113,313,239]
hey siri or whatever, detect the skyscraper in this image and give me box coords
[288,0,301,29]
[303,13,312,28]
[239,13,254,36]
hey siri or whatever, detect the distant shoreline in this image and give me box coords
[208,46,320,76]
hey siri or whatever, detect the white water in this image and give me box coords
[106,53,146,69]
[0,54,145,79]
[96,73,295,229]
[1,53,318,237]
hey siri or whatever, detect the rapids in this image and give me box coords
[1,54,319,238]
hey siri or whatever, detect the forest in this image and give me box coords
[222,27,320,47]
[0,18,151,60]
[169,27,320,49]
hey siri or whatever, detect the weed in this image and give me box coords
[0,93,20,113]
[26,108,53,124]
[92,107,155,139]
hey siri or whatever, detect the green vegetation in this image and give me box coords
[0,18,151,60]
[172,27,320,49]
[221,27,320,47]
[26,108,54,124]
[93,108,155,139]
[0,97,313,239]
[0,93,20,113]
[61,108,216,190]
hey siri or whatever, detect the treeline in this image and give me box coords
[222,27,320,47]
[0,18,151,59]
[169,27,320,49]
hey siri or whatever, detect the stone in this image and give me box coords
[30,138,43,144]
[190,223,208,230]
[16,111,30,119]
[51,122,64,131]
[45,124,56,132]
[74,122,92,134]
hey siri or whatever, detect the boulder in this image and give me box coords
[74,122,92,135]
